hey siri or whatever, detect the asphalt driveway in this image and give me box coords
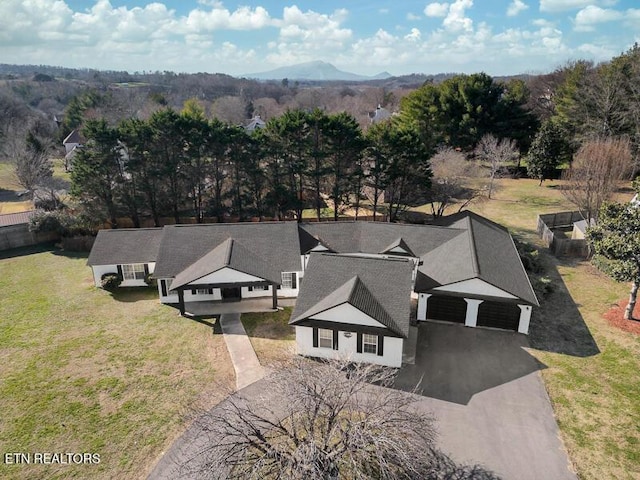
[395,321,577,480]
[150,321,577,480]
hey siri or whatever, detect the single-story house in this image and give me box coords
[87,212,538,367]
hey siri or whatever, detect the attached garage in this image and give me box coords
[477,301,521,331]
[426,295,467,324]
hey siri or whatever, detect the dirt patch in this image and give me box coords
[602,299,640,335]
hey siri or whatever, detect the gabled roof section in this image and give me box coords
[298,226,334,254]
[290,253,412,337]
[63,129,83,144]
[153,222,301,278]
[171,237,282,290]
[87,228,163,266]
[298,222,462,257]
[380,237,415,256]
[422,211,539,306]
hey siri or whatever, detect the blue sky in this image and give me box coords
[1,0,638,76]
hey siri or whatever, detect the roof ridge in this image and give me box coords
[465,216,480,276]
[224,237,233,265]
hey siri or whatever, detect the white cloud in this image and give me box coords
[540,0,618,13]
[507,0,529,17]
[405,28,422,41]
[442,0,474,33]
[574,6,623,31]
[407,13,421,21]
[424,2,449,18]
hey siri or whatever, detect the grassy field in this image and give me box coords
[241,307,295,365]
[462,178,640,480]
[0,162,32,214]
[0,247,234,479]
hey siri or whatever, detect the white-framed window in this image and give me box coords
[248,285,270,292]
[165,279,173,292]
[318,328,333,349]
[281,272,297,289]
[362,334,378,354]
[122,263,145,281]
[197,289,211,295]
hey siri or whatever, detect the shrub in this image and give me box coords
[144,273,156,287]
[532,276,554,297]
[101,273,122,291]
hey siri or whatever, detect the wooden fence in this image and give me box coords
[537,211,590,257]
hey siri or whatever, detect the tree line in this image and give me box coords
[70,103,431,227]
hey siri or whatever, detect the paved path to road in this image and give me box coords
[219,313,265,390]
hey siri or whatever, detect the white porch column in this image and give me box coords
[517,305,532,334]
[464,298,483,327]
[417,293,431,321]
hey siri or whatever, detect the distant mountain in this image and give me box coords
[242,61,392,82]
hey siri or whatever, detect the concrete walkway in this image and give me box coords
[219,313,265,390]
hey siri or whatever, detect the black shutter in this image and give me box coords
[312,327,318,348]
[191,288,196,295]
[333,329,339,350]
[161,280,167,296]
[356,333,363,353]
[208,288,213,295]
[291,273,297,289]
[377,335,384,356]
[143,264,149,276]
[116,265,123,278]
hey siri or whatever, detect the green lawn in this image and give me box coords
[0,247,234,479]
[241,307,295,365]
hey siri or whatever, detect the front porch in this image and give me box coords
[179,298,297,317]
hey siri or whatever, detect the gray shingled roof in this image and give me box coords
[298,222,462,257]
[87,228,163,266]
[171,238,282,289]
[290,253,413,337]
[421,211,539,306]
[153,222,301,278]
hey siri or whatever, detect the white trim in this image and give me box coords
[463,298,483,328]
[417,293,431,321]
[434,278,518,299]
[518,304,532,334]
[309,303,386,328]
[195,267,264,284]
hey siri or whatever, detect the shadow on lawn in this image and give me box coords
[528,255,600,358]
[0,242,58,260]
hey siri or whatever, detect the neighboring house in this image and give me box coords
[245,115,266,132]
[369,105,392,124]
[62,129,84,170]
[87,212,538,366]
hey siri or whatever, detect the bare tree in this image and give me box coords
[474,134,518,199]
[189,358,500,480]
[562,136,633,222]
[428,147,481,217]
[212,96,248,125]
[12,131,53,195]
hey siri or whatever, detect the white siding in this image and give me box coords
[309,303,386,328]
[433,278,517,299]
[295,326,404,368]
[91,263,155,288]
[197,267,265,283]
[157,280,223,303]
